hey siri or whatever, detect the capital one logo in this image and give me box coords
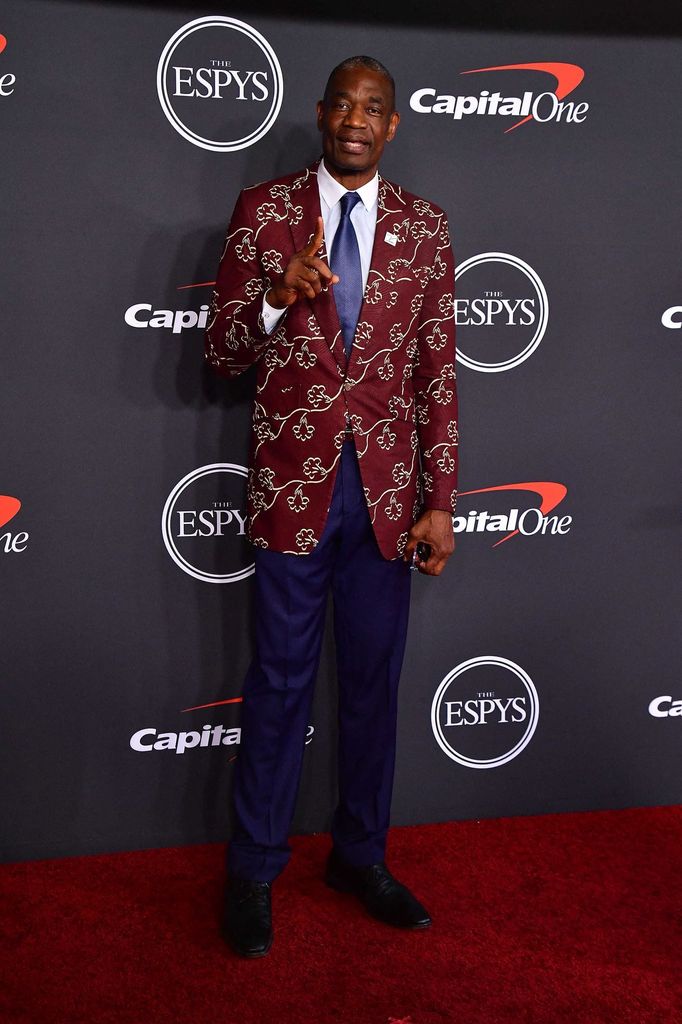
[455,253,548,372]
[648,696,682,718]
[0,495,28,553]
[661,306,682,329]
[431,656,539,769]
[157,17,283,152]
[129,693,314,753]
[124,282,211,335]
[410,62,588,132]
[162,464,253,583]
[456,481,571,546]
[0,34,16,97]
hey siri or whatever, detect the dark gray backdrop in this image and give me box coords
[1,0,680,862]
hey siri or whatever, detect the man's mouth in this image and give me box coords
[336,137,369,154]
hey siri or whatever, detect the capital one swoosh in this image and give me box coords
[458,481,567,547]
[181,696,243,712]
[0,35,7,56]
[460,62,585,133]
[0,495,21,529]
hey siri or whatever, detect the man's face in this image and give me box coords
[316,66,400,185]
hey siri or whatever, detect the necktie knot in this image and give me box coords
[340,191,361,218]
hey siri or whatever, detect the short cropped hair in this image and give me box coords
[323,56,396,111]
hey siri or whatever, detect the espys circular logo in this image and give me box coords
[431,656,539,768]
[455,253,548,372]
[162,464,254,583]
[156,17,283,152]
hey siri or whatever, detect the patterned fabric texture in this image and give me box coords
[205,160,459,559]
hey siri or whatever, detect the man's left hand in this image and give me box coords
[403,510,455,576]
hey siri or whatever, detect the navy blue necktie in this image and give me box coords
[330,191,363,360]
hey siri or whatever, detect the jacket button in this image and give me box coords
[343,380,352,391]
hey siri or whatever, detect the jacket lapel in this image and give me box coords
[288,161,346,373]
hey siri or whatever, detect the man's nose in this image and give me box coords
[342,103,366,127]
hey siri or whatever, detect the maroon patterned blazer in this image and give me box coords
[205,159,458,560]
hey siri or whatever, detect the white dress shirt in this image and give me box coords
[261,159,379,334]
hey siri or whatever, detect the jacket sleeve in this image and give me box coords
[412,212,459,514]
[204,189,282,380]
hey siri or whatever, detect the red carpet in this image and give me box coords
[1,807,681,1024]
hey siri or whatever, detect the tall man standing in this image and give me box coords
[205,56,458,957]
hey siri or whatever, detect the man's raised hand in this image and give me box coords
[265,217,339,309]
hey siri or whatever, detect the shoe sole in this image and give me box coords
[232,940,272,958]
[221,926,273,958]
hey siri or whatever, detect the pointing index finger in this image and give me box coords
[305,216,325,255]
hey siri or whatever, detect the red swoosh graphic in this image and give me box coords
[0,35,7,56]
[181,696,243,712]
[0,495,21,529]
[460,62,584,133]
[177,281,216,291]
[458,481,567,547]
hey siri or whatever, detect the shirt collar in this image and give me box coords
[318,158,378,213]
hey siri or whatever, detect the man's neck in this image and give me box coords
[320,158,379,190]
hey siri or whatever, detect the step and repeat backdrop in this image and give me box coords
[1,1,680,862]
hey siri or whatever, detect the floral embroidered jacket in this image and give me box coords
[205,160,459,559]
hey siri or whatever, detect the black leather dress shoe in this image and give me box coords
[324,848,432,929]
[222,876,273,957]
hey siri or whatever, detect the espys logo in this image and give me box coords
[0,495,28,553]
[455,253,548,372]
[157,16,283,152]
[456,481,571,545]
[162,464,253,583]
[661,306,682,329]
[0,34,16,97]
[410,62,587,132]
[431,656,539,769]
[124,282,211,335]
[130,693,314,754]
[648,696,682,718]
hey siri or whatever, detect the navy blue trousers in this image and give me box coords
[228,437,413,882]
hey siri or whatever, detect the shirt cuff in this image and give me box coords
[261,293,287,335]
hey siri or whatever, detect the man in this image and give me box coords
[205,55,458,958]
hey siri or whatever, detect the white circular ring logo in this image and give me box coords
[162,464,254,584]
[431,655,539,768]
[455,253,549,373]
[156,17,283,152]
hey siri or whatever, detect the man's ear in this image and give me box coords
[316,100,324,130]
[387,110,400,142]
